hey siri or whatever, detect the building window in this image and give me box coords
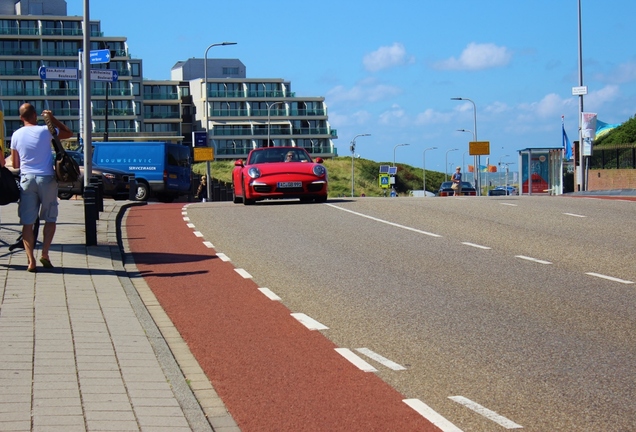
[222,67,239,75]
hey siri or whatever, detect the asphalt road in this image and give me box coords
[183,195,636,431]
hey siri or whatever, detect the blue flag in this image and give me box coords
[562,122,572,161]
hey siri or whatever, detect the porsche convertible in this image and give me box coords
[232,147,328,205]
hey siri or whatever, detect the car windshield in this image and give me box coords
[248,148,311,164]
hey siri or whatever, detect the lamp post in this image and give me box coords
[577,0,585,191]
[451,97,479,195]
[350,133,371,197]
[267,101,286,148]
[499,155,509,188]
[204,41,237,201]
[445,148,458,181]
[457,128,474,184]
[393,143,409,166]
[423,147,437,197]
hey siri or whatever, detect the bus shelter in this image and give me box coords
[517,147,564,195]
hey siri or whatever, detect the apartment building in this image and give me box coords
[0,0,338,159]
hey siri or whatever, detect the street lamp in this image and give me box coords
[499,155,509,188]
[393,143,410,166]
[423,147,437,197]
[451,97,479,195]
[204,41,237,201]
[445,148,458,181]
[267,101,286,148]
[350,133,371,197]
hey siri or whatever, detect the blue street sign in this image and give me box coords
[90,69,118,82]
[90,49,111,64]
[38,66,79,81]
[193,131,207,147]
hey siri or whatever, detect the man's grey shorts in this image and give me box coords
[19,174,58,224]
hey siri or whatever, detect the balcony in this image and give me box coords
[42,28,83,36]
[0,48,40,56]
[47,88,80,96]
[208,90,246,98]
[143,92,179,100]
[0,68,39,76]
[1,88,45,96]
[143,112,181,119]
[0,28,39,36]
[210,109,249,117]
[94,108,135,116]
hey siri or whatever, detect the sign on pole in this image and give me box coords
[90,49,111,64]
[38,67,79,81]
[194,147,214,162]
[469,141,490,156]
[90,69,118,82]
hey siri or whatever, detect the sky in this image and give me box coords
[67,0,636,174]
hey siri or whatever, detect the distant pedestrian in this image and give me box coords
[10,103,73,272]
[451,166,462,197]
[195,175,208,202]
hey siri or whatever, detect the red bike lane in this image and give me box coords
[125,204,440,432]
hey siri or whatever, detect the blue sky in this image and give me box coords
[68,1,636,174]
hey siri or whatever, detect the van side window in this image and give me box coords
[167,147,179,166]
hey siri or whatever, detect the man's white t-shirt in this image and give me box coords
[10,125,55,176]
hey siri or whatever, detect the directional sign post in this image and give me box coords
[90,69,118,82]
[38,66,78,81]
[89,49,111,64]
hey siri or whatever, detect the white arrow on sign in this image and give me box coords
[90,69,119,82]
[38,66,79,81]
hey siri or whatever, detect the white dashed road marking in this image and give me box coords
[193,231,204,238]
[234,268,252,279]
[586,272,634,284]
[563,212,586,218]
[500,203,517,207]
[355,348,406,371]
[515,255,552,265]
[290,313,328,330]
[449,396,523,429]
[335,348,377,372]
[216,253,231,262]
[403,399,463,432]
[258,288,281,301]
[327,204,442,238]
[203,241,214,248]
[462,242,491,250]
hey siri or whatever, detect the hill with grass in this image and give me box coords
[193,157,447,197]
[594,116,636,146]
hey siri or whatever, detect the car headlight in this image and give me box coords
[102,173,116,180]
[247,167,261,179]
[313,165,326,177]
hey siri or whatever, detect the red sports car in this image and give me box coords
[232,147,328,205]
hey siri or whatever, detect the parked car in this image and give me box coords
[232,146,328,205]
[437,181,477,197]
[488,186,518,196]
[58,151,134,200]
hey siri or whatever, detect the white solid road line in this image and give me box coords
[335,348,377,372]
[355,348,406,371]
[327,204,442,238]
[462,242,492,250]
[290,313,329,330]
[257,288,281,301]
[403,399,463,432]
[515,255,552,265]
[449,396,523,429]
[586,272,634,284]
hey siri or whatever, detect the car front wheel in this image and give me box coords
[135,182,150,201]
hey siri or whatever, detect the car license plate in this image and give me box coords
[278,181,301,188]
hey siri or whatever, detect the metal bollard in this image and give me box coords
[89,176,103,217]
[84,185,97,246]
[128,177,137,201]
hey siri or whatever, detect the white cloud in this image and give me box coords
[363,43,415,72]
[517,93,573,119]
[434,42,512,71]
[326,78,402,104]
[415,108,452,125]
[379,104,408,125]
[586,85,620,109]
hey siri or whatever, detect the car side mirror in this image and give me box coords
[234,159,244,167]
[315,157,324,164]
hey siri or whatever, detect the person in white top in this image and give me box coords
[10,103,72,272]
